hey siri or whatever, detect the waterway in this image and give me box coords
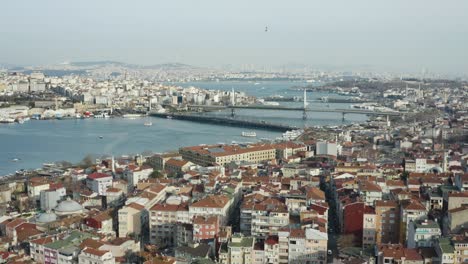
[0,81,367,175]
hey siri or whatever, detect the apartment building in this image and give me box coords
[250,198,289,238]
[86,173,113,196]
[278,227,328,264]
[407,220,441,249]
[400,199,428,244]
[149,203,190,246]
[193,215,219,242]
[118,203,145,238]
[358,180,383,206]
[362,208,376,249]
[375,200,400,244]
[147,153,182,171]
[78,248,115,264]
[227,234,254,264]
[189,195,232,225]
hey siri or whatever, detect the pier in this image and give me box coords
[149,112,297,132]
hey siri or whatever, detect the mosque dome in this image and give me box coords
[166,195,182,205]
[54,198,83,215]
[36,211,57,223]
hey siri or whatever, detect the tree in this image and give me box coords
[79,155,94,168]
[149,170,163,179]
[400,171,409,182]
[56,160,73,168]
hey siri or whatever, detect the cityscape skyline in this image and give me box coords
[1,0,468,75]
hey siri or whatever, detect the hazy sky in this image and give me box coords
[1,0,467,73]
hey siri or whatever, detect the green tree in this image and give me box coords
[400,171,409,182]
[149,170,163,179]
[79,154,94,168]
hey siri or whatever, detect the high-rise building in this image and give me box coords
[375,200,400,244]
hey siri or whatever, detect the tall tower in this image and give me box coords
[302,88,307,120]
[230,88,235,117]
[231,88,235,106]
[111,156,115,174]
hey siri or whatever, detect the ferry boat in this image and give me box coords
[0,117,15,123]
[123,114,143,119]
[94,113,110,118]
[282,129,303,140]
[241,131,257,137]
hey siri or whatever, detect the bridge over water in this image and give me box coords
[185,104,401,117]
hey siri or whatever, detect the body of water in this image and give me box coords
[0,81,366,175]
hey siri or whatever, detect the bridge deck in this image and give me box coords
[185,105,401,116]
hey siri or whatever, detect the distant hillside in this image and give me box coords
[70,61,131,67]
[70,61,198,70]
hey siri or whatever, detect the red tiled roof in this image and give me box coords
[88,173,111,180]
[80,238,105,249]
[191,195,230,208]
[127,203,145,211]
[83,247,109,257]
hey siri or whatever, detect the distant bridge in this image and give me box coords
[184,104,402,117]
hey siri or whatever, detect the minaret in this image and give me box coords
[111,156,115,174]
[302,88,307,120]
[443,151,448,172]
[303,88,307,109]
[231,88,235,106]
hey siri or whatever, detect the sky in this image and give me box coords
[1,0,467,74]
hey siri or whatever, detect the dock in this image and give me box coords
[150,112,297,132]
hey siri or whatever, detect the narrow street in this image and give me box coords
[321,178,340,263]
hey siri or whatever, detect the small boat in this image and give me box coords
[11,158,20,162]
[17,119,25,124]
[144,122,152,126]
[166,116,173,119]
[99,136,104,139]
[242,131,257,137]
